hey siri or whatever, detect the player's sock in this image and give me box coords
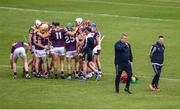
[75,71,79,75]
[98,69,102,74]
[13,72,17,79]
[94,69,99,74]
[75,71,79,78]
[54,74,58,79]
[49,67,53,74]
[60,71,65,79]
[25,71,31,79]
[25,71,29,76]
[61,71,64,76]
[14,72,17,76]
[32,70,36,75]
[25,71,28,74]
[94,71,100,81]
[68,73,72,77]
[44,72,48,76]
[36,72,40,78]
[44,72,48,79]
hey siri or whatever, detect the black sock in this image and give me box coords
[75,71,79,74]
[83,74,86,78]
[25,71,29,74]
[61,71,64,75]
[14,72,17,75]
[49,67,52,71]
[98,69,101,71]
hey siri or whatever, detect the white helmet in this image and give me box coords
[75,18,83,25]
[35,20,42,27]
[40,23,49,31]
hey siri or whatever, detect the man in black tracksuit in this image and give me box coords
[114,34,133,94]
[149,36,165,91]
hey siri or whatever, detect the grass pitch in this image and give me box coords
[0,0,180,109]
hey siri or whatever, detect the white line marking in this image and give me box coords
[108,73,180,82]
[141,75,180,82]
[0,64,180,82]
[0,6,179,22]
[67,0,180,9]
[152,0,180,3]
[0,64,22,68]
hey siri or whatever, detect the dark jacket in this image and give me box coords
[114,41,133,65]
[150,42,165,64]
[83,33,95,54]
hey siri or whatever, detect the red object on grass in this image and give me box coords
[120,73,128,83]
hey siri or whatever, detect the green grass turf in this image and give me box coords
[0,0,180,109]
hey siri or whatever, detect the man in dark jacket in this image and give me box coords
[114,34,133,94]
[149,36,165,92]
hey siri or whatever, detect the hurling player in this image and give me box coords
[10,42,31,79]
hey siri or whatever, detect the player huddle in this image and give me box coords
[10,18,103,81]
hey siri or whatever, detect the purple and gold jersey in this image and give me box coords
[44,38,49,46]
[50,29,66,47]
[34,32,46,50]
[11,42,24,53]
[78,27,85,34]
[29,25,35,35]
[91,30,100,39]
[91,30,99,45]
[65,35,76,51]
[29,25,40,46]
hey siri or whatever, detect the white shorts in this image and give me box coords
[32,45,35,52]
[13,47,26,58]
[66,50,77,58]
[31,45,36,56]
[93,45,101,55]
[34,49,47,58]
[50,47,65,56]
